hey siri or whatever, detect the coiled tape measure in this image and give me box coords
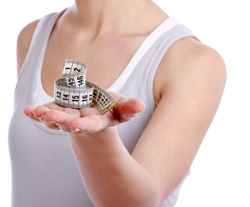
[54,59,118,115]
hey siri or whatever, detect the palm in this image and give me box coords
[23,92,144,134]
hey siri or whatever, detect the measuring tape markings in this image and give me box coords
[54,59,118,115]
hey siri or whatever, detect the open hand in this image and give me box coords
[23,92,144,134]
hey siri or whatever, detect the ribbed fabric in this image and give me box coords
[9,10,198,207]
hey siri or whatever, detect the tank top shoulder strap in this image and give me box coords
[109,17,199,94]
[28,13,54,52]
[17,11,63,81]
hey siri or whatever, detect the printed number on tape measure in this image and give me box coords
[54,59,118,115]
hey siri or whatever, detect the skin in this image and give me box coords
[19,0,226,206]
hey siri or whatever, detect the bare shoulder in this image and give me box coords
[17,19,40,77]
[154,37,227,103]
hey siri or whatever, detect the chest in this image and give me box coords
[41,32,147,97]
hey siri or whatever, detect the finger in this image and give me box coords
[43,122,61,130]
[44,101,83,120]
[33,105,61,130]
[33,105,50,119]
[114,98,145,123]
[23,105,34,116]
[23,105,41,122]
[43,110,75,132]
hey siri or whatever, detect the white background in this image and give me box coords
[1,0,249,206]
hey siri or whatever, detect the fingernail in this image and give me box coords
[34,114,43,118]
[70,128,80,132]
[25,113,32,117]
[44,120,55,124]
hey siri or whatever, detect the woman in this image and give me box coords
[9,0,226,206]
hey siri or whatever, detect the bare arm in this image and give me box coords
[23,38,226,206]
[133,37,227,200]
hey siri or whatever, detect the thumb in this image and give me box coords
[114,98,145,123]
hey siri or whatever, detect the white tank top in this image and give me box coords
[9,10,198,207]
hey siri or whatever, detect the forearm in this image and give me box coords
[69,127,161,207]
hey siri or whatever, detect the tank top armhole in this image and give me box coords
[148,24,200,110]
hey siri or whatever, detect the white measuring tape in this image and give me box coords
[54,59,118,115]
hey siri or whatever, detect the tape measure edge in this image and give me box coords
[100,101,118,115]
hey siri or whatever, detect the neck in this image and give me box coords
[58,0,168,41]
[67,0,152,34]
